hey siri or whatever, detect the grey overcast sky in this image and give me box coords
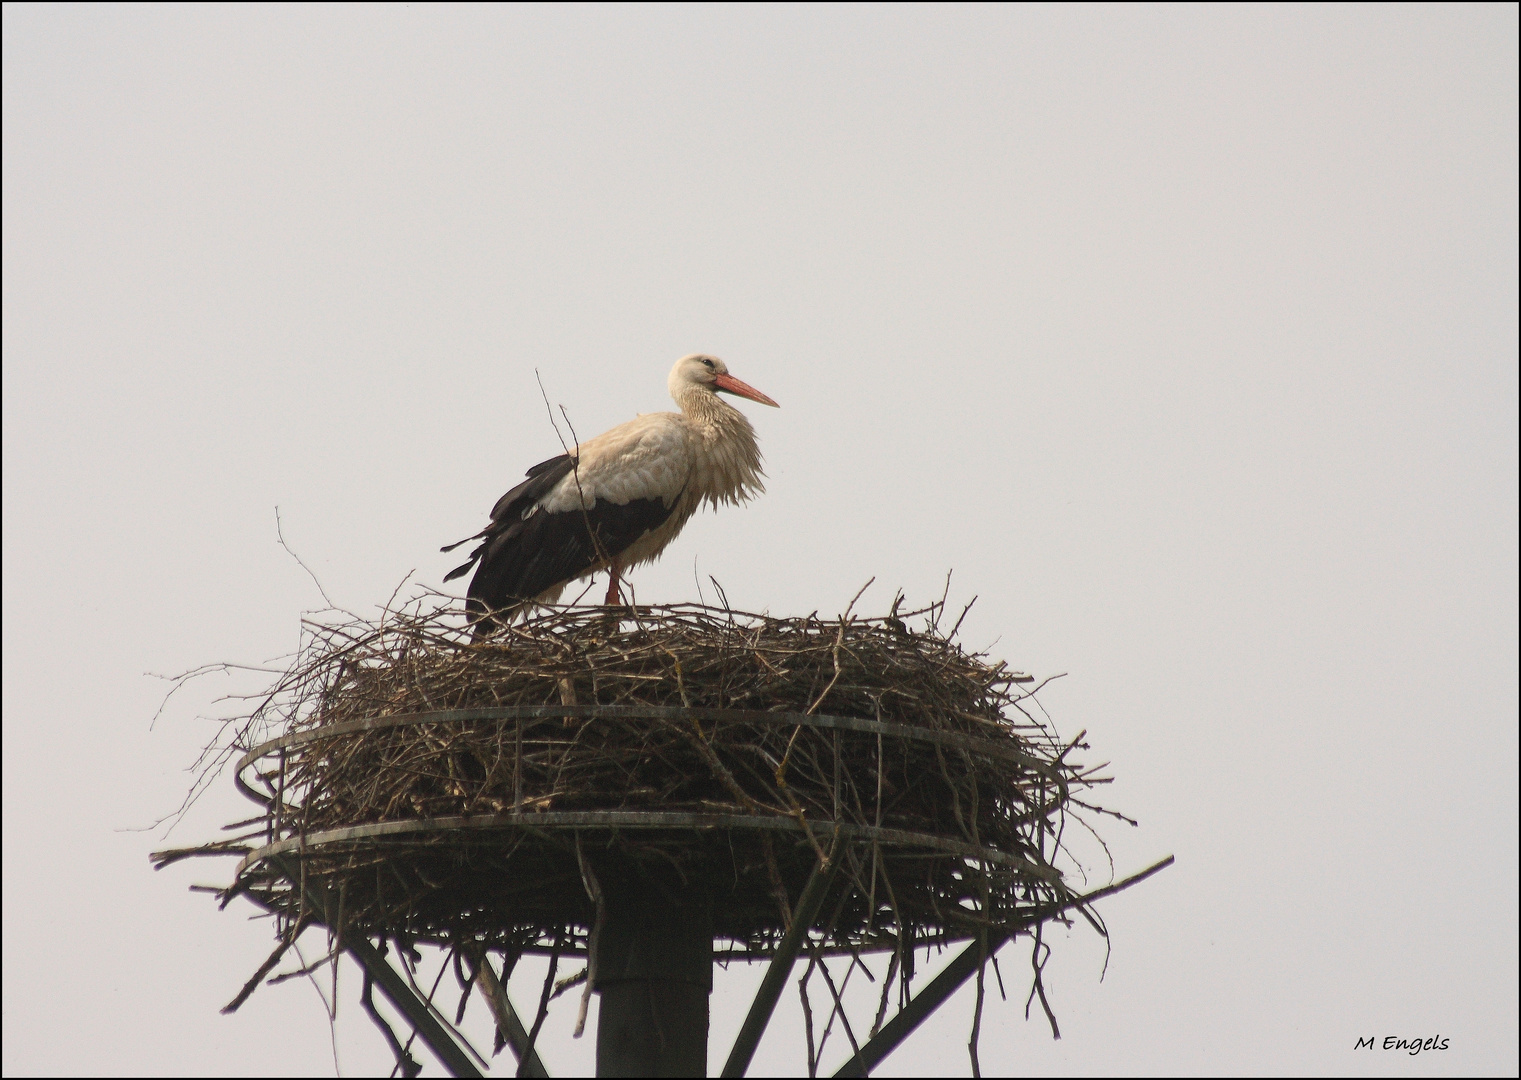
[3,3,1517,1077]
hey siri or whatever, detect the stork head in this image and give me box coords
[668,354,779,408]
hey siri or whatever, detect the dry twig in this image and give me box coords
[158,591,1134,1052]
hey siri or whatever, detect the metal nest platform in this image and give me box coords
[157,594,1170,1076]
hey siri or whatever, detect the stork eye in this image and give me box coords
[701,358,715,369]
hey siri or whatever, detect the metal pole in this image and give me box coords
[593,878,713,1077]
[720,841,842,1078]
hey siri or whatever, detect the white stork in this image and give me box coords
[443,354,779,635]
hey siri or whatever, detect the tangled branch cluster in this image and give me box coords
[181,594,1117,963]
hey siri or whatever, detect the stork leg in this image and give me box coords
[604,563,623,607]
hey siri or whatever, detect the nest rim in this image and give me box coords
[197,597,1108,959]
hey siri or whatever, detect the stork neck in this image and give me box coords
[677,387,746,438]
[673,385,765,508]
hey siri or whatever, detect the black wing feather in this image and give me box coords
[441,455,577,570]
[465,496,675,623]
[444,452,678,633]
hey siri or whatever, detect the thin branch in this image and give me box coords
[275,506,336,610]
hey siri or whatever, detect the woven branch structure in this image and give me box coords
[158,595,1126,1059]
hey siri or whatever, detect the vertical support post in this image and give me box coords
[592,879,713,1077]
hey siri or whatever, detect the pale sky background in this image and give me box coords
[3,4,1517,1077]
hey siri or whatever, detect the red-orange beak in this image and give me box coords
[713,372,780,408]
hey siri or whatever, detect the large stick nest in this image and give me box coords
[178,595,1118,960]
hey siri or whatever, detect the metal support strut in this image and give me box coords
[273,858,486,1078]
[721,837,843,1077]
